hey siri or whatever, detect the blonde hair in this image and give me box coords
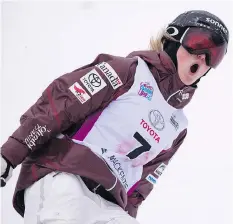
[149,26,179,51]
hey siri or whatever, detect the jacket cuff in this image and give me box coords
[1,137,30,168]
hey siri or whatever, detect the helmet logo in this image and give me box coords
[206,18,228,34]
[166,26,179,36]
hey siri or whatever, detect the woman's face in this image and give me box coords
[176,45,210,85]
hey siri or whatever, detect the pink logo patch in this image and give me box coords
[138,82,154,101]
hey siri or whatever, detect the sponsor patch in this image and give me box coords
[182,93,189,100]
[80,69,107,95]
[170,114,179,131]
[149,110,165,131]
[96,62,123,90]
[138,82,154,101]
[140,118,160,143]
[154,163,166,176]
[108,155,128,189]
[146,174,157,185]
[69,82,90,104]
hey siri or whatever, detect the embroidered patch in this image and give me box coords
[80,69,107,95]
[182,93,189,100]
[69,82,90,104]
[146,174,157,185]
[138,82,154,101]
[96,62,123,90]
[170,114,179,131]
[154,163,166,177]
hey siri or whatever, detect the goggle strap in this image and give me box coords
[180,27,190,44]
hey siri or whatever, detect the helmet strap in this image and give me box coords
[163,39,181,69]
[163,25,187,69]
[190,68,211,87]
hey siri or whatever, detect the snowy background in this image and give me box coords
[1,1,233,224]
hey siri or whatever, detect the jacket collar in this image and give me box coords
[127,50,197,109]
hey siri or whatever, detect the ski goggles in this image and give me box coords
[180,27,228,68]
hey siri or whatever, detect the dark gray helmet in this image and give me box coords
[166,10,229,68]
[169,10,229,43]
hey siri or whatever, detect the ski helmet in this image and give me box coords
[165,10,229,68]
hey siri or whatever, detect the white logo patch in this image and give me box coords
[69,82,90,104]
[182,93,189,100]
[80,69,107,95]
[96,62,123,90]
[154,163,167,176]
[146,174,157,185]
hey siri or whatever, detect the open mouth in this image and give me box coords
[190,63,199,74]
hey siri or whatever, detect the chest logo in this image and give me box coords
[138,82,154,101]
[140,119,160,143]
[170,114,179,131]
[149,110,165,131]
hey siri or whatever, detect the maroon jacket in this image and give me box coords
[1,50,196,218]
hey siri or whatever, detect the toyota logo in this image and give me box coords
[88,73,102,87]
[149,110,165,131]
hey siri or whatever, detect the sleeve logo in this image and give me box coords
[80,69,107,95]
[154,163,167,176]
[96,62,123,90]
[69,82,90,104]
[146,174,157,185]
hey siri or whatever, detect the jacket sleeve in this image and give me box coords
[1,53,135,167]
[126,129,188,218]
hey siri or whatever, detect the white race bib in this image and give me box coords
[73,57,188,192]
